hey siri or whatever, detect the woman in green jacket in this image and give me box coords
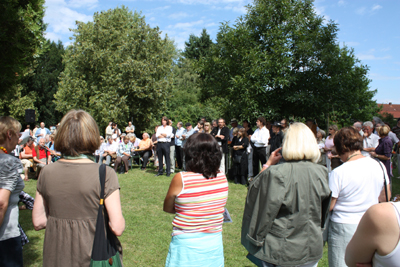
[241,122,331,267]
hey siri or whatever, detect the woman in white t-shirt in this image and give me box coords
[327,127,391,267]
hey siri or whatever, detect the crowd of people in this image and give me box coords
[1,111,400,267]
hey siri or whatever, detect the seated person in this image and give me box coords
[47,134,61,161]
[114,135,134,174]
[32,138,52,177]
[98,136,117,165]
[20,137,35,180]
[137,133,152,170]
[94,136,106,163]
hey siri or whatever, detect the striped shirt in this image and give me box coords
[172,172,228,236]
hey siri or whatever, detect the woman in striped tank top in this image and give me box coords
[163,133,228,267]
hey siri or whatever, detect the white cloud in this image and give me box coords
[371,4,382,11]
[44,32,63,42]
[356,7,366,15]
[45,6,93,34]
[67,0,98,9]
[356,4,382,15]
[168,12,190,20]
[357,54,391,60]
[313,5,330,21]
[344,41,360,47]
[370,73,400,81]
[338,0,345,6]
[169,20,204,29]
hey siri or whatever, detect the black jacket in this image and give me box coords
[211,126,230,153]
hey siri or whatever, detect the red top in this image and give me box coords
[32,146,48,160]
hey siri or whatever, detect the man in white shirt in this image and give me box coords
[155,116,174,177]
[99,136,117,165]
[251,116,270,174]
[362,121,379,157]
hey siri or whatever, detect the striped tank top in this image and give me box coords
[172,171,228,236]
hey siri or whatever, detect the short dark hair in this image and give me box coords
[257,116,266,126]
[184,133,222,179]
[334,127,363,156]
[55,110,100,156]
[161,116,169,124]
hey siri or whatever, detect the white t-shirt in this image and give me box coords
[329,157,389,224]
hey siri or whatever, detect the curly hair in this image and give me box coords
[334,127,363,156]
[183,133,222,179]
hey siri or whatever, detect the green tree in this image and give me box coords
[0,0,46,93]
[20,40,65,126]
[165,56,222,126]
[198,0,379,126]
[54,7,175,132]
[183,29,213,61]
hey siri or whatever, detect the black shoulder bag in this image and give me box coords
[90,164,123,267]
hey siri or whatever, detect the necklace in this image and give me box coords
[0,146,8,154]
[346,153,361,162]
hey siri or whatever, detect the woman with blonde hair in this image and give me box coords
[204,122,212,134]
[0,116,24,266]
[241,123,331,267]
[32,109,125,267]
[370,124,393,179]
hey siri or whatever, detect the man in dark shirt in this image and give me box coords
[270,121,284,152]
[211,118,229,174]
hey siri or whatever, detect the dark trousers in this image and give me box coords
[0,236,23,267]
[175,145,183,169]
[253,146,267,175]
[114,155,130,172]
[157,142,171,175]
[139,150,152,168]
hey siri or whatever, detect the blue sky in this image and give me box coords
[43,0,399,104]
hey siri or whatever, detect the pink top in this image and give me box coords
[325,136,335,157]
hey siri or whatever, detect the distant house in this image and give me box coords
[378,102,400,119]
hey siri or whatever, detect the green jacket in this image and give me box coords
[241,161,331,266]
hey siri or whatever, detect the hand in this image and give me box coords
[328,154,333,159]
[370,152,376,157]
[219,135,225,140]
[266,147,282,166]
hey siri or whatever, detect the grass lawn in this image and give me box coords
[19,163,400,267]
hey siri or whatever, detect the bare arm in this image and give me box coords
[104,190,125,236]
[345,203,399,267]
[32,190,48,230]
[0,189,11,227]
[260,147,282,172]
[378,183,391,202]
[163,173,183,214]
[329,197,337,211]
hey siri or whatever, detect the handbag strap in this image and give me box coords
[99,163,106,204]
[373,158,388,202]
